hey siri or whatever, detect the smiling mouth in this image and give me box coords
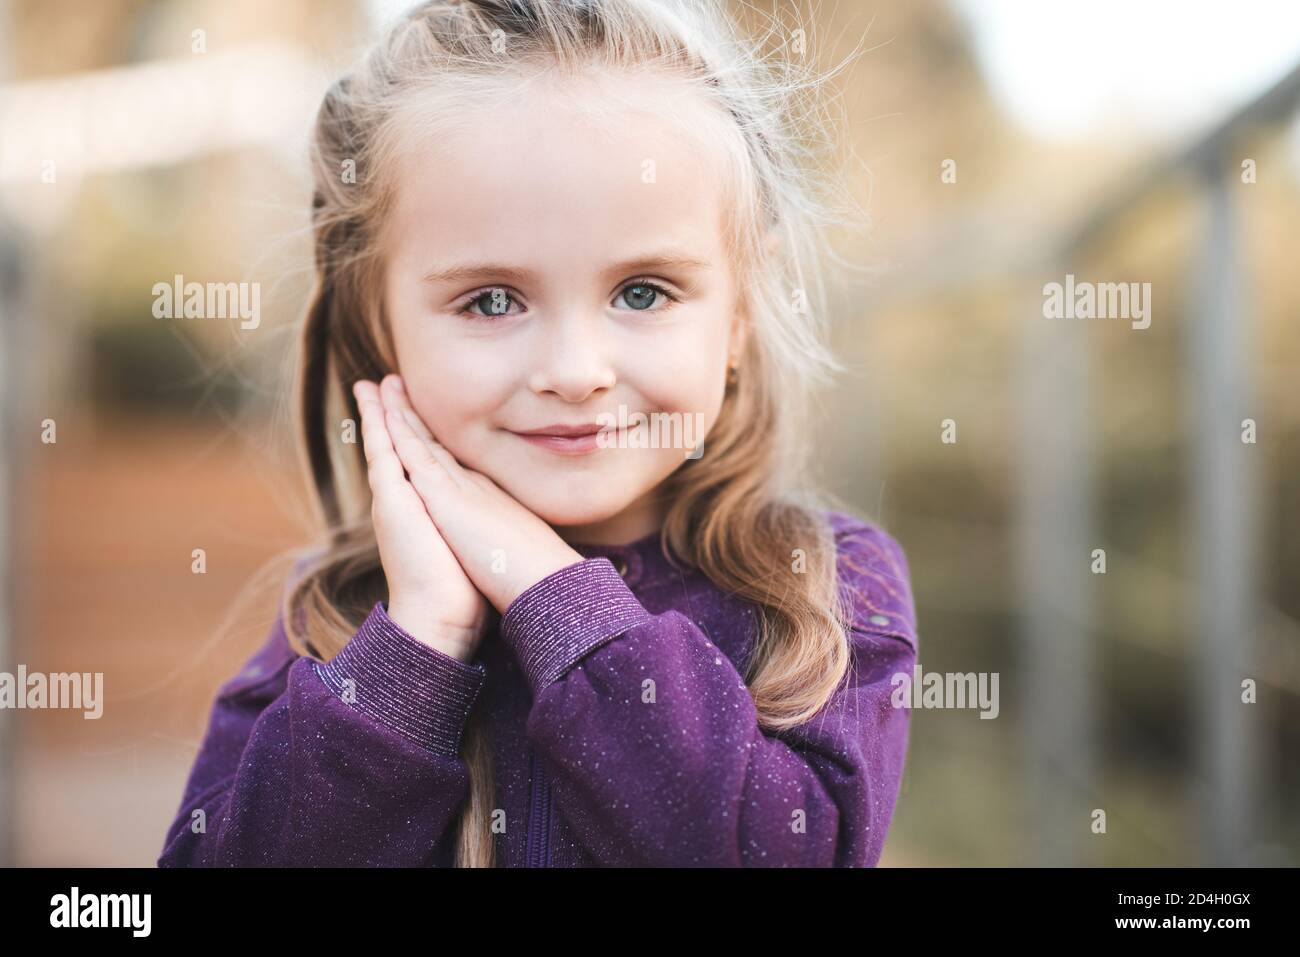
[506,425,619,456]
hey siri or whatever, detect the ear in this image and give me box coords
[728,292,750,365]
[728,226,777,362]
[763,224,781,260]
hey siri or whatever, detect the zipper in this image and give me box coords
[524,748,553,867]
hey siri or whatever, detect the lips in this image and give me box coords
[507,422,616,456]
[512,423,604,438]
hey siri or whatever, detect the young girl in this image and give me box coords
[158,0,917,868]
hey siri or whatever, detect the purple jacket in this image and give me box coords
[157,510,917,867]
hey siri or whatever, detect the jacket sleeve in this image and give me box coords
[500,516,918,867]
[157,600,488,867]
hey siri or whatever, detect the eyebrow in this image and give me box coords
[421,252,713,286]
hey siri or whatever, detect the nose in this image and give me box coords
[527,309,616,402]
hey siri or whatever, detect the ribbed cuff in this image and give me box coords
[501,557,653,695]
[313,601,487,757]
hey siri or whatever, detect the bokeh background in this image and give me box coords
[1,0,1297,866]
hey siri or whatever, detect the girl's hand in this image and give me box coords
[375,374,585,614]
[353,379,490,662]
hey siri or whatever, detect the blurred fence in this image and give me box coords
[869,59,1300,865]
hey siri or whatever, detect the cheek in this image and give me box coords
[395,338,508,463]
[632,325,728,416]
[405,368,502,457]
[385,280,505,472]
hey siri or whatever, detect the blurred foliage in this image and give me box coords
[87,317,245,417]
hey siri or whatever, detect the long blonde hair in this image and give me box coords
[279,0,872,867]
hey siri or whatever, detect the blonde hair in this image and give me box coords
[281,0,872,867]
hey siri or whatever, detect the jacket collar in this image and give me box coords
[570,527,687,590]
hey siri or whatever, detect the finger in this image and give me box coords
[354,382,460,573]
[387,375,439,445]
[379,386,457,507]
[354,380,420,509]
[379,375,469,484]
[381,375,469,479]
[354,381,398,470]
[378,378,440,473]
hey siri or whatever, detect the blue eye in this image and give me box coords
[616,280,675,311]
[459,288,519,319]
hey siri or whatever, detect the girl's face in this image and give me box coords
[381,76,748,544]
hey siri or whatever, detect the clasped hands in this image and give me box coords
[352,374,584,660]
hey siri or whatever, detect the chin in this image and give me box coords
[505,483,630,528]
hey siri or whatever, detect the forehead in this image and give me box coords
[383,70,736,265]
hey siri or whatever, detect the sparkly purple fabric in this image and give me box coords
[157,510,918,867]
